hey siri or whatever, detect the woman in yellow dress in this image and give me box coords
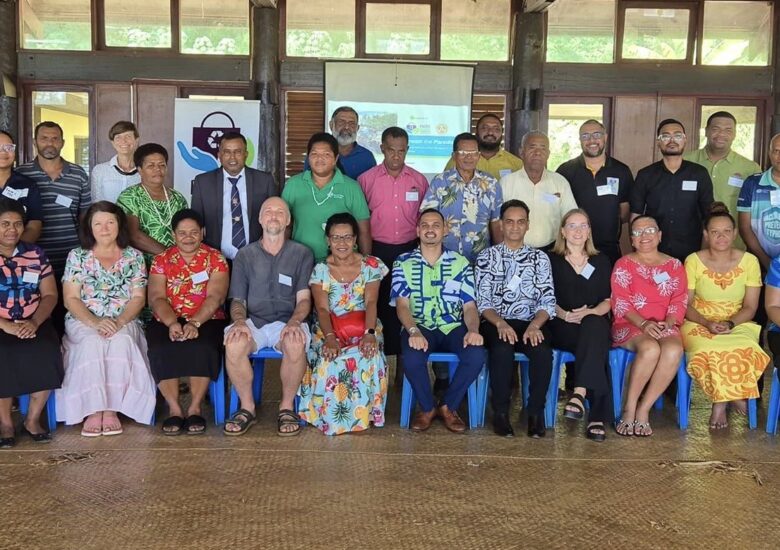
[682,202,769,429]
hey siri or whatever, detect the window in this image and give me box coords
[32,91,91,174]
[285,0,356,58]
[621,6,693,61]
[545,102,606,171]
[702,1,772,66]
[180,0,250,55]
[546,0,616,63]
[698,104,758,161]
[440,0,510,62]
[364,3,432,56]
[104,0,172,48]
[20,0,92,51]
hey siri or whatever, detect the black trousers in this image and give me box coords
[548,315,612,423]
[482,320,552,416]
[371,239,417,356]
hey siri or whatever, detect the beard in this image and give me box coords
[662,149,683,157]
[477,136,500,152]
[336,130,356,147]
[583,146,605,158]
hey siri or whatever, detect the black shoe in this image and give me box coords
[527,415,546,438]
[433,378,449,401]
[492,413,514,437]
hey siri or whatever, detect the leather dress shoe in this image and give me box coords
[411,409,437,432]
[493,412,514,437]
[438,404,466,433]
[527,415,546,438]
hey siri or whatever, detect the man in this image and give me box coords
[737,133,780,270]
[191,132,277,261]
[283,132,371,262]
[500,131,577,250]
[392,209,485,433]
[303,106,377,180]
[686,111,761,250]
[223,197,314,437]
[358,126,428,358]
[630,119,714,262]
[17,121,91,277]
[420,132,503,264]
[475,200,556,438]
[557,120,633,264]
[443,113,523,180]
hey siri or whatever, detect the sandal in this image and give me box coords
[184,415,207,435]
[634,421,653,437]
[563,393,586,420]
[615,418,635,436]
[223,408,256,436]
[586,422,606,442]
[22,426,52,443]
[277,409,302,437]
[162,416,185,436]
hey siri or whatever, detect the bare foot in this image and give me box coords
[81,412,103,436]
[730,399,747,416]
[709,402,728,429]
[102,412,123,435]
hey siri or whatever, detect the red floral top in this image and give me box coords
[150,244,229,321]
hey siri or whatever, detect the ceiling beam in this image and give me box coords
[250,0,278,8]
[523,0,556,13]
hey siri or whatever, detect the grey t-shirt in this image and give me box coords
[229,240,314,328]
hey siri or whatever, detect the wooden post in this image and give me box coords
[0,1,18,137]
[252,5,281,184]
[509,10,545,157]
[772,8,780,138]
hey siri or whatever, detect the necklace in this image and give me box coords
[310,181,335,207]
[330,255,358,283]
[141,183,174,230]
[566,254,588,270]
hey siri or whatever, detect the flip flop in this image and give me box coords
[615,418,634,436]
[81,425,103,437]
[162,416,186,436]
[184,415,207,435]
[634,421,653,437]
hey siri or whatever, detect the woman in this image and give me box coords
[0,198,62,448]
[56,201,155,436]
[147,209,229,435]
[547,209,612,442]
[116,143,188,267]
[0,131,43,243]
[298,212,388,435]
[682,203,768,429]
[611,215,688,437]
[90,121,141,203]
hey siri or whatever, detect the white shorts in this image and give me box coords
[225,319,311,354]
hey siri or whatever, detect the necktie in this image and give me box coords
[228,176,246,249]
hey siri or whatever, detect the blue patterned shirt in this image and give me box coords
[737,169,780,259]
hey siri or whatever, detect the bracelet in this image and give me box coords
[408,326,420,335]
[324,332,336,339]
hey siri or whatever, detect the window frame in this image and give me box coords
[698,0,775,67]
[693,96,768,164]
[542,95,614,157]
[616,0,699,64]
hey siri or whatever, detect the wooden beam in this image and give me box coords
[523,0,555,13]
[252,5,281,182]
[250,0,278,8]
[509,11,545,153]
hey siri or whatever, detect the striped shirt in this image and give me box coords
[17,159,91,275]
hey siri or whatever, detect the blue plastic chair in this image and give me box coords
[765,368,780,434]
[399,352,484,430]
[18,392,57,432]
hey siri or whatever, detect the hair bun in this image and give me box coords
[709,201,730,216]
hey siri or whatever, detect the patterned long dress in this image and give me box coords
[682,252,769,402]
[298,256,389,435]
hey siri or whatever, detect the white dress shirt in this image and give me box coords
[220,168,250,260]
[90,155,140,203]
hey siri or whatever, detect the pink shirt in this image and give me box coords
[358,163,429,245]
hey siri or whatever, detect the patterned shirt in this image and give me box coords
[474,243,556,321]
[420,168,503,263]
[737,169,780,259]
[17,159,91,275]
[150,244,229,321]
[62,246,147,319]
[0,242,54,321]
[390,248,475,334]
[765,256,780,332]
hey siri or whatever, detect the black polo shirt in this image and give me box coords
[630,159,714,262]
[557,155,633,263]
[0,170,44,223]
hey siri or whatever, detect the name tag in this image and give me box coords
[55,194,73,208]
[682,180,697,192]
[321,222,327,231]
[499,169,512,179]
[405,191,419,202]
[727,175,744,188]
[771,190,780,207]
[653,271,670,284]
[596,184,614,197]
[2,187,23,200]
[542,193,559,204]
[507,273,521,291]
[190,271,209,284]
[580,262,595,280]
[278,273,292,287]
[22,271,40,284]
[607,177,620,194]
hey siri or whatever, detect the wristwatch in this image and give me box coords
[408,326,420,335]
[364,328,376,335]
[188,319,202,328]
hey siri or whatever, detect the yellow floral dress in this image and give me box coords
[682,252,769,402]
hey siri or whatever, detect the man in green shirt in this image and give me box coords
[443,113,523,181]
[684,111,761,250]
[282,133,371,261]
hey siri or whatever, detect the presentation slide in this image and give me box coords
[325,62,474,177]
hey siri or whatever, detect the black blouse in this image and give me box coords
[547,251,612,311]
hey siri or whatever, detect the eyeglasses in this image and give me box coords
[630,227,659,238]
[579,132,604,141]
[455,150,480,157]
[329,234,355,243]
[565,222,590,231]
[0,144,16,153]
[657,133,685,143]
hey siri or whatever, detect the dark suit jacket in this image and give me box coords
[191,167,278,251]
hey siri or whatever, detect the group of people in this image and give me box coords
[1,105,780,448]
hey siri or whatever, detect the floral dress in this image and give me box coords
[298,256,389,435]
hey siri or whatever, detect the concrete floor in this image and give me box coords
[2,362,780,550]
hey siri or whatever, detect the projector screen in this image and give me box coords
[325,61,474,177]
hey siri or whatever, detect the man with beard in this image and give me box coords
[303,106,376,180]
[556,120,633,265]
[630,119,714,262]
[443,113,522,181]
[223,196,314,436]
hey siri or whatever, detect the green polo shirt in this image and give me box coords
[444,149,523,181]
[282,169,370,261]
[684,148,761,250]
